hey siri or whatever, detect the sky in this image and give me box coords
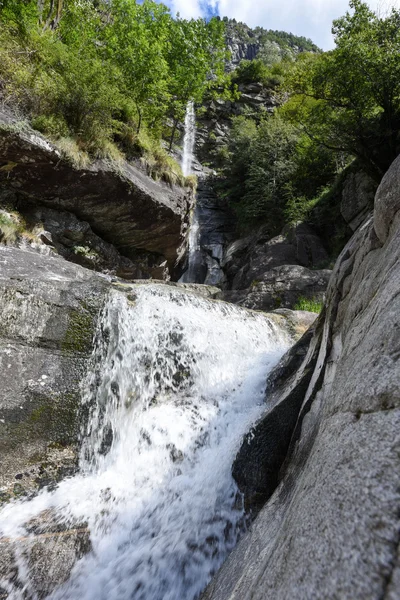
[160,0,400,49]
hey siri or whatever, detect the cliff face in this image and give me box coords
[0,111,192,280]
[202,155,400,599]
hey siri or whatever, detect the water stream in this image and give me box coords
[0,285,290,600]
[181,101,196,177]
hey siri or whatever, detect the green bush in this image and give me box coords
[294,296,323,313]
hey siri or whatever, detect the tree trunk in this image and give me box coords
[136,104,142,134]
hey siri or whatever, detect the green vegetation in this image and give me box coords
[63,306,95,354]
[217,1,399,255]
[231,59,287,89]
[294,297,324,314]
[0,0,227,183]
[285,0,400,181]
[0,211,20,243]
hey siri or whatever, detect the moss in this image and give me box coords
[2,390,81,451]
[62,306,95,354]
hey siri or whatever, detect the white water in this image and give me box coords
[179,208,201,284]
[0,285,290,600]
[181,101,196,177]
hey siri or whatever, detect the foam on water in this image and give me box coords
[0,285,290,600]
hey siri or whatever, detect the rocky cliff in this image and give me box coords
[202,155,400,599]
[0,111,192,280]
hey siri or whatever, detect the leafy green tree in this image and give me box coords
[241,115,298,227]
[105,0,172,134]
[286,0,400,180]
[166,16,227,149]
[222,115,257,205]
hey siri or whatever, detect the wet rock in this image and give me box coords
[232,324,318,512]
[0,511,90,599]
[0,245,108,492]
[179,178,236,286]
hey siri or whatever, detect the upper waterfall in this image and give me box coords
[181,101,196,177]
[0,284,290,600]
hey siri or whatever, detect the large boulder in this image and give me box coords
[0,111,190,274]
[222,223,331,312]
[224,265,331,312]
[202,155,400,599]
[341,169,377,231]
[0,246,109,496]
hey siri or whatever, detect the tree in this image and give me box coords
[286,0,400,180]
[105,0,172,133]
[166,16,227,149]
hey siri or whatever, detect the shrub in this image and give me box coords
[294,296,324,313]
[0,210,23,244]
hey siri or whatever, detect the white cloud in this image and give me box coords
[163,0,400,49]
[224,0,400,49]
[168,0,203,19]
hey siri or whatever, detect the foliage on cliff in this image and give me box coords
[0,0,227,182]
[224,18,320,55]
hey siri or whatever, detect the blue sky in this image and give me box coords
[160,0,400,49]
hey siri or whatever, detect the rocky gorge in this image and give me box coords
[0,42,399,600]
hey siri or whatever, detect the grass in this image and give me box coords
[184,174,198,191]
[0,210,24,244]
[55,137,90,169]
[0,209,46,246]
[294,296,324,313]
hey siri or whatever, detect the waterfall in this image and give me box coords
[181,101,196,177]
[179,101,200,283]
[0,285,290,600]
[178,207,201,284]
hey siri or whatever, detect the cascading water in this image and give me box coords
[181,101,196,177]
[180,101,201,283]
[178,208,201,284]
[0,285,290,600]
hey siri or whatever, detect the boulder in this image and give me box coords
[222,223,331,312]
[0,246,109,494]
[224,265,331,312]
[0,111,190,273]
[202,156,400,599]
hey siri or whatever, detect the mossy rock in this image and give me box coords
[62,302,97,355]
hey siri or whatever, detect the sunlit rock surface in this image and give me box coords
[202,157,400,600]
